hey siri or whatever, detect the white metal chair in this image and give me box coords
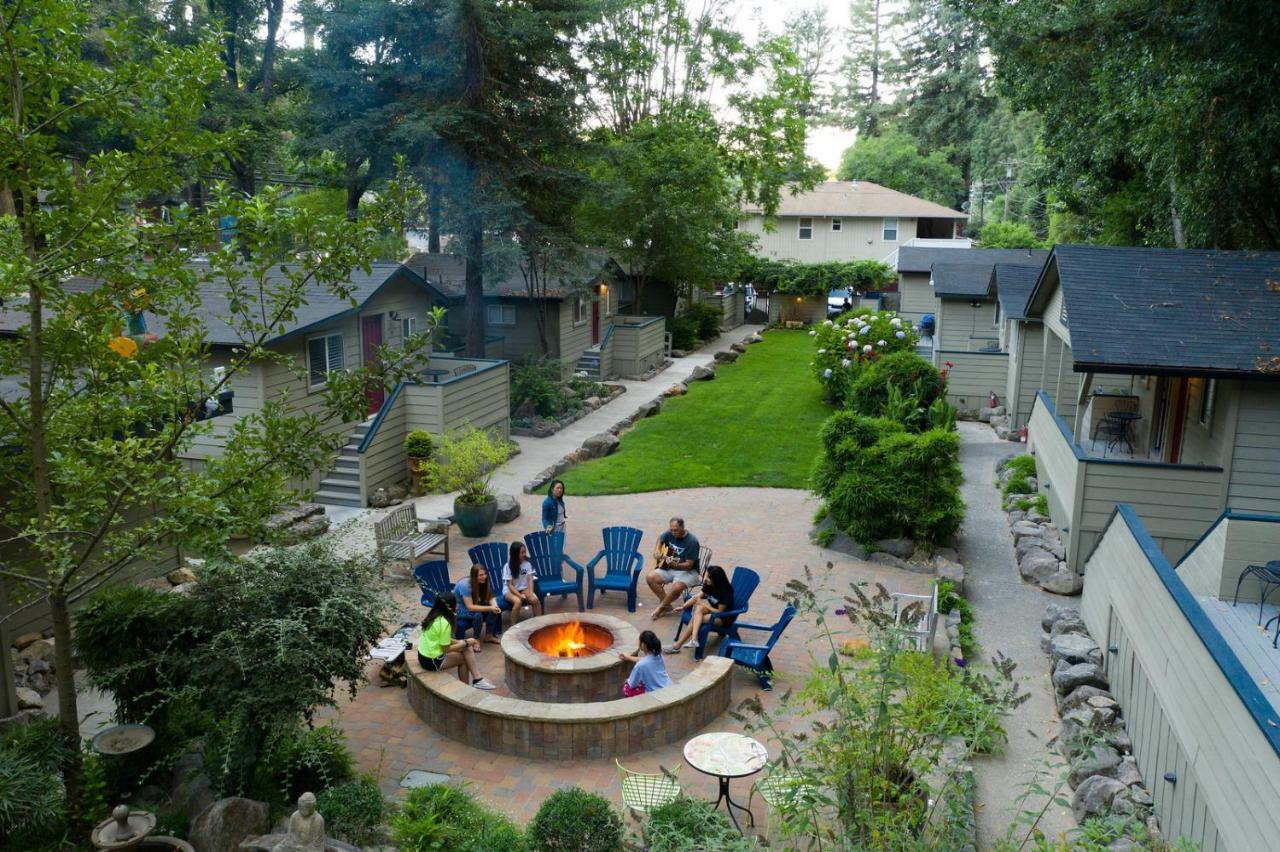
[616,760,681,820]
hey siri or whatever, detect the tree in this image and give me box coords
[978,220,1044,249]
[837,0,894,134]
[837,127,965,207]
[0,0,431,812]
[782,7,837,118]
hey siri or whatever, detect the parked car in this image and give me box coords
[827,288,853,318]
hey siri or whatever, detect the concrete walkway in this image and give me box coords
[957,421,1075,847]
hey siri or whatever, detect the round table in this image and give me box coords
[420,368,451,382]
[683,732,768,831]
[1105,411,1141,454]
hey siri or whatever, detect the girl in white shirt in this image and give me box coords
[502,540,542,624]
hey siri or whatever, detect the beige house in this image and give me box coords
[1023,245,1280,577]
[993,263,1046,431]
[897,245,1046,327]
[738,181,967,268]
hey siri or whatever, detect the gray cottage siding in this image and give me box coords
[1228,383,1280,514]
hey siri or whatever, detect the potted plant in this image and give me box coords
[403,429,435,494]
[416,427,513,537]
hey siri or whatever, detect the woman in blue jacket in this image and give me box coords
[542,479,567,534]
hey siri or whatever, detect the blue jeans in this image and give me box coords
[455,599,509,640]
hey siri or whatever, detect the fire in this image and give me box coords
[531,621,595,658]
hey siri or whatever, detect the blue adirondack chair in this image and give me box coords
[412,560,452,607]
[719,605,797,690]
[464,541,514,626]
[524,530,585,612]
[673,566,761,659]
[585,526,645,612]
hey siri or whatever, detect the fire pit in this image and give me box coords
[503,613,638,703]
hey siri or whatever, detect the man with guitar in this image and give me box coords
[646,517,702,620]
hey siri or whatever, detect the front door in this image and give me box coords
[361,314,385,416]
[1164,378,1190,464]
[591,300,600,345]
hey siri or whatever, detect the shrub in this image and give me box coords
[416,427,513,504]
[391,784,524,852]
[847,351,945,424]
[248,725,354,806]
[811,310,919,403]
[1001,454,1038,496]
[645,796,758,851]
[937,580,977,661]
[812,416,964,546]
[404,430,434,459]
[317,777,387,847]
[667,315,698,351]
[528,787,623,852]
[1033,493,1049,515]
[511,357,566,417]
[683,302,722,339]
[0,720,68,842]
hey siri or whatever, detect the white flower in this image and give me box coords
[863,344,873,353]
[841,359,851,368]
[818,348,826,354]
[895,330,906,339]
[809,330,817,336]
[877,339,886,347]
[859,326,870,336]
[890,317,902,327]
[824,319,833,326]
[823,368,832,378]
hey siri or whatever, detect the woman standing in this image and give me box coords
[454,564,506,645]
[542,479,567,535]
[665,565,734,654]
[416,591,497,689]
[502,540,542,624]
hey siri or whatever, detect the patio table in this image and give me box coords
[1105,411,1141,455]
[420,368,451,382]
[683,731,768,832]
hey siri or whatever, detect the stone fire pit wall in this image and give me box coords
[406,655,734,760]
[503,613,638,703]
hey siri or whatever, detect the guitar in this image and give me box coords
[653,542,675,570]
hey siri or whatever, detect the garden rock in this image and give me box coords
[139,576,173,593]
[18,638,55,665]
[584,395,602,409]
[714,349,739,363]
[387,482,408,501]
[1006,509,1026,525]
[13,631,42,650]
[1072,776,1134,823]
[670,348,687,358]
[665,383,687,397]
[583,432,621,458]
[167,566,198,586]
[1117,756,1143,787]
[876,537,916,559]
[280,515,329,543]
[513,399,538,420]
[1069,744,1123,788]
[1042,566,1084,595]
[1010,520,1043,540]
[1019,551,1060,584]
[529,416,557,438]
[690,365,715,381]
[747,333,763,343]
[368,487,392,509]
[172,749,217,822]
[1026,509,1049,524]
[495,495,521,524]
[869,551,907,570]
[1053,661,1109,693]
[15,687,42,710]
[730,341,748,354]
[170,583,198,596]
[1058,685,1113,715]
[1042,604,1079,633]
[190,797,270,852]
[1051,633,1102,666]
[1015,535,1050,561]
[935,557,965,592]
[1051,615,1090,639]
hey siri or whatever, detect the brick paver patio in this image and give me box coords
[317,487,930,825]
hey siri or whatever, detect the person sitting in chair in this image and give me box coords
[665,565,733,654]
[645,517,702,620]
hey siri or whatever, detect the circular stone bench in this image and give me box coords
[406,653,734,760]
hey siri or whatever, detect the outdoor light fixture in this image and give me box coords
[969,300,983,309]
[389,310,402,321]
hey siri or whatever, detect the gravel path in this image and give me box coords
[956,421,1075,848]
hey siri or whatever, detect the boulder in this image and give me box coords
[13,631,43,650]
[513,398,538,420]
[1006,510,1026,525]
[1025,510,1049,525]
[280,516,329,543]
[584,395,602,409]
[876,538,916,559]
[529,416,557,438]
[730,341,748,354]
[582,432,621,458]
[1050,615,1090,639]
[1019,551,1060,584]
[387,482,409,501]
[868,552,907,571]
[167,566,198,586]
[665,383,687,397]
[1057,684,1112,715]
[1072,775,1134,823]
[368,487,392,509]
[1053,661,1109,694]
[1041,566,1084,596]
[495,494,521,524]
[1040,632,1053,654]
[670,348,687,358]
[189,797,270,852]
[1117,756,1143,788]
[935,557,965,592]
[1042,604,1079,633]
[15,687,42,710]
[713,349,739,363]
[1010,520,1043,540]
[690,365,715,381]
[747,333,763,344]
[1050,633,1102,667]
[994,422,1012,441]
[170,583,198,596]
[1068,744,1123,788]
[18,639,55,665]
[1015,536,1051,561]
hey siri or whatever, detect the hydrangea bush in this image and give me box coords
[810,309,920,404]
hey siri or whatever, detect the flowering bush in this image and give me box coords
[810,309,920,404]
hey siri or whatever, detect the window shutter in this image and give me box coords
[308,338,326,385]
[327,334,344,372]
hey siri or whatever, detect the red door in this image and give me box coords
[1166,378,1190,464]
[362,314,385,416]
[591,300,600,345]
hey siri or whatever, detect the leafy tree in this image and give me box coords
[781,7,837,118]
[837,0,895,134]
[978,220,1045,249]
[837,126,965,207]
[0,0,431,811]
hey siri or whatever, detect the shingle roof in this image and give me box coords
[994,264,1042,319]
[897,246,1048,274]
[0,262,436,347]
[1033,245,1280,376]
[932,263,998,299]
[405,250,613,300]
[741,181,968,220]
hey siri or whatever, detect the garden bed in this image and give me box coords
[510,382,625,438]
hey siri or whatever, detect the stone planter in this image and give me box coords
[454,497,498,538]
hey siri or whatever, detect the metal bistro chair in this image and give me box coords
[616,761,681,821]
[719,605,798,691]
[674,566,761,659]
[751,767,819,843]
[524,530,586,612]
[1233,560,1280,627]
[586,526,645,612]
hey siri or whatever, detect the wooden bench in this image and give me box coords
[374,504,449,574]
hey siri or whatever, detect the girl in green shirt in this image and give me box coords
[417,590,497,690]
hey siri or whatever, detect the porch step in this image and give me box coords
[313,420,373,507]
[313,488,363,508]
[324,469,360,485]
[574,347,603,379]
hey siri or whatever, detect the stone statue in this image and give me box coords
[272,792,325,852]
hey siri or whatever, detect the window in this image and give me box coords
[798,217,813,240]
[307,333,344,388]
[574,296,588,324]
[1198,378,1216,426]
[1059,299,1069,327]
[882,217,898,241]
[993,301,1001,328]
[486,304,516,326]
[400,316,419,343]
[831,218,842,232]
[732,219,740,230]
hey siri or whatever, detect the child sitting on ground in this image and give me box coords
[619,630,672,697]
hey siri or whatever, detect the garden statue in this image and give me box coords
[272,793,325,852]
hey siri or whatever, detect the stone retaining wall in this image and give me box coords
[406,654,733,760]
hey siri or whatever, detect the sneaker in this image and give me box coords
[472,678,498,690]
[663,644,682,654]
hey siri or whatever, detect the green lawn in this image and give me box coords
[559,329,830,494]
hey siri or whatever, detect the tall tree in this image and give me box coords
[837,126,965,206]
[782,7,836,118]
[838,0,894,134]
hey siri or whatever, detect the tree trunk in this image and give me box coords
[260,0,284,102]
[48,589,84,813]
[464,220,485,357]
[867,0,882,135]
[346,180,363,222]
[427,172,442,254]
[1169,177,1186,248]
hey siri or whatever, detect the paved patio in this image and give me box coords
[316,487,931,825]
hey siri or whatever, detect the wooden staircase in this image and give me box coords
[313,421,368,508]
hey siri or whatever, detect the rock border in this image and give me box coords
[511,384,627,438]
[996,456,1081,595]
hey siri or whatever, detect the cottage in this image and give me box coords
[1023,245,1280,577]
[895,245,1042,327]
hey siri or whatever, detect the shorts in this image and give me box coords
[655,568,700,588]
[418,652,446,672]
[622,682,646,697]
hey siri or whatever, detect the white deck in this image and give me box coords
[1198,595,1280,715]
[1082,436,1162,462]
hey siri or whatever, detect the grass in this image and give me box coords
[559,329,830,494]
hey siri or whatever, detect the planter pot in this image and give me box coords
[454,497,498,538]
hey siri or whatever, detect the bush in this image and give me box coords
[811,310,919,404]
[937,580,978,661]
[317,777,387,847]
[0,720,69,843]
[683,302,722,339]
[895,651,1010,755]
[528,787,623,852]
[404,430,434,459]
[511,357,566,417]
[416,427,513,504]
[1001,454,1038,496]
[248,725,354,806]
[847,351,945,424]
[812,415,964,546]
[391,784,524,852]
[646,796,758,851]
[667,315,698,351]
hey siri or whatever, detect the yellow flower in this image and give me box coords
[108,336,139,358]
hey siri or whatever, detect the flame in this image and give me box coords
[532,621,598,658]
